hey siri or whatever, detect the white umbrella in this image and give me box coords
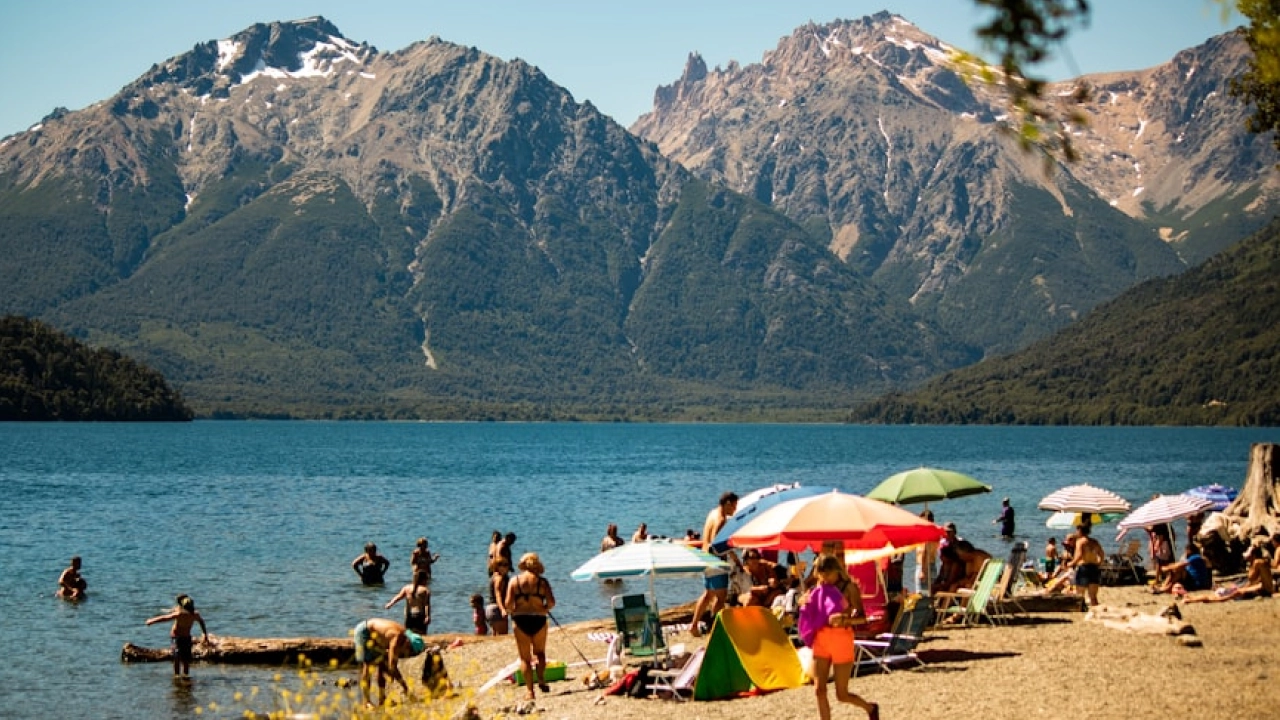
[1038,484,1131,514]
[1117,494,1216,537]
[570,539,730,614]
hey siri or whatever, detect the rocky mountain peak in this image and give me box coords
[132,16,373,99]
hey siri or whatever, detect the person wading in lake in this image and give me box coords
[145,594,209,677]
[690,491,738,637]
[384,581,431,634]
[352,542,391,586]
[56,555,87,601]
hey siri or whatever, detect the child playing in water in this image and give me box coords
[471,593,488,635]
[146,594,209,677]
[411,537,440,590]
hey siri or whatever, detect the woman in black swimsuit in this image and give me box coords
[504,552,556,700]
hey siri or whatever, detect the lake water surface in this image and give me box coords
[0,422,1272,718]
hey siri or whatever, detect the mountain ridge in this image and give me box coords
[0,16,979,418]
[632,14,1279,355]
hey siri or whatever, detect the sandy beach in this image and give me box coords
[387,584,1280,720]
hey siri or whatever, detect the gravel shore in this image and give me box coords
[380,585,1279,720]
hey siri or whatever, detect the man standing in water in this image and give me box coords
[994,497,1016,540]
[384,582,432,634]
[690,491,738,637]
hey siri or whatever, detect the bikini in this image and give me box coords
[509,574,550,635]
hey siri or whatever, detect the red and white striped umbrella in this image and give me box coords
[1117,494,1216,536]
[1038,483,1131,514]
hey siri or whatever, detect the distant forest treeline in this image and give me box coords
[0,315,193,421]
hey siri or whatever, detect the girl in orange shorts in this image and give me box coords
[798,554,879,720]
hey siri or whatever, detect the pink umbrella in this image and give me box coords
[726,489,946,552]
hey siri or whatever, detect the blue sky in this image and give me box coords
[0,1,1238,138]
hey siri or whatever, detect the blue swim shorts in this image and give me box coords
[353,621,383,664]
[704,572,730,591]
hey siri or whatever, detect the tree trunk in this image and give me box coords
[1222,443,1280,540]
[121,635,353,665]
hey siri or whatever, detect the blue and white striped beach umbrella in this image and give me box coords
[571,539,731,615]
[1184,483,1238,512]
[570,539,730,581]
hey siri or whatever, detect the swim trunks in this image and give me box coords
[703,573,730,591]
[810,626,855,664]
[484,603,504,623]
[353,621,383,664]
[512,614,548,636]
[171,635,194,663]
[1074,563,1102,586]
[405,607,428,634]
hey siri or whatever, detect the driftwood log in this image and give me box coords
[121,635,353,665]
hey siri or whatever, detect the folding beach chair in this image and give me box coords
[932,559,1006,627]
[612,593,666,660]
[647,646,705,701]
[854,595,931,676]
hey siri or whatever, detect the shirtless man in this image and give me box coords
[385,582,432,634]
[1072,524,1106,606]
[352,617,429,706]
[56,556,87,600]
[690,491,738,637]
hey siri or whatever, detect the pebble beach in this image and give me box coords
[387,583,1280,720]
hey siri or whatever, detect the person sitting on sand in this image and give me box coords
[600,524,624,552]
[145,594,209,677]
[56,555,87,601]
[1186,538,1273,603]
[384,581,431,634]
[352,617,429,706]
[1153,541,1212,594]
[953,540,993,590]
[933,543,967,594]
[353,542,391,586]
[742,548,780,606]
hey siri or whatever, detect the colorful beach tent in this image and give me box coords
[692,606,804,701]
